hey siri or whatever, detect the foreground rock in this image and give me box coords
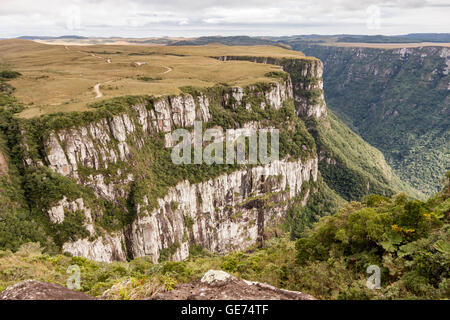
[0,280,95,300]
[151,270,316,300]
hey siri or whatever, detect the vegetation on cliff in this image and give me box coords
[1,172,448,299]
[1,41,444,300]
[0,66,319,251]
[0,53,419,256]
[308,110,421,200]
[289,43,449,195]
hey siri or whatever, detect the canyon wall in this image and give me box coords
[287,43,449,195]
[19,57,325,262]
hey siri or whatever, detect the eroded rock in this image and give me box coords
[151,270,316,300]
[0,280,95,300]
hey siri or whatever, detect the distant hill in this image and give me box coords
[336,33,450,43]
[275,33,450,44]
[17,35,88,40]
[170,36,284,47]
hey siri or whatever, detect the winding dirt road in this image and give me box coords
[93,83,103,98]
[159,66,172,74]
[64,45,173,99]
[93,80,114,98]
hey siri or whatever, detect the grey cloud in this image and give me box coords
[0,0,448,37]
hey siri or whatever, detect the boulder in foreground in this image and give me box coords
[151,270,316,300]
[0,280,95,300]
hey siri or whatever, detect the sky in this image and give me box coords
[0,0,449,38]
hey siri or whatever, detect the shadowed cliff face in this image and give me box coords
[288,43,450,195]
[11,57,324,263]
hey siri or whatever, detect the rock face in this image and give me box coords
[20,56,326,263]
[215,55,327,119]
[289,43,449,195]
[0,280,95,300]
[62,234,127,262]
[151,270,316,300]
[127,158,317,263]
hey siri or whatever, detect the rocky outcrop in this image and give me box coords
[56,156,317,263]
[151,270,316,300]
[44,81,293,182]
[215,55,327,118]
[62,234,127,262]
[438,47,450,75]
[224,79,293,110]
[127,158,318,263]
[0,280,95,300]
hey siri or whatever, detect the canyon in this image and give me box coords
[10,55,325,262]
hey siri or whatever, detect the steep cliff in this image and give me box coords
[0,49,417,262]
[287,43,449,195]
[214,55,327,119]
[213,54,417,201]
[4,58,326,262]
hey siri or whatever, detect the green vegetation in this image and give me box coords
[158,242,181,263]
[171,36,283,47]
[290,43,449,195]
[308,111,421,201]
[0,70,21,80]
[294,172,449,299]
[1,172,448,299]
[264,71,290,81]
[0,71,319,248]
[0,71,53,252]
[0,40,306,118]
[137,76,162,82]
[285,174,345,239]
[0,71,95,250]
[335,34,450,44]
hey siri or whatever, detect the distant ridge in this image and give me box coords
[170,35,283,47]
[335,33,450,43]
[10,33,450,45]
[16,35,88,40]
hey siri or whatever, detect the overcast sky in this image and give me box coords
[0,0,449,38]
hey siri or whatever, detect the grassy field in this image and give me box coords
[0,39,309,118]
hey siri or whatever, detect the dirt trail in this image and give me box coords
[93,83,102,98]
[65,45,111,63]
[64,45,171,99]
[93,80,114,98]
[159,66,172,74]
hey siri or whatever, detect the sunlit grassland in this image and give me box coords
[0,39,312,118]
